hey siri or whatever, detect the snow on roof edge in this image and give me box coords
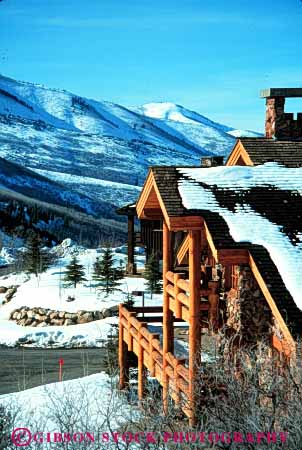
[177,166,302,312]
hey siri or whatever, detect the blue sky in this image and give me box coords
[1,0,302,131]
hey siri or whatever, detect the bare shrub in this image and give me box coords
[2,333,302,449]
[0,404,12,449]
[0,401,23,450]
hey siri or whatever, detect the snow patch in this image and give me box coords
[0,372,138,446]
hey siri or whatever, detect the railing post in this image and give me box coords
[163,221,173,413]
[188,230,201,426]
[174,357,186,406]
[119,305,129,389]
[138,322,147,401]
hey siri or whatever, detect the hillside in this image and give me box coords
[134,102,261,152]
[0,74,261,243]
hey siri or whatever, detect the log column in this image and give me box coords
[188,229,201,426]
[127,214,136,274]
[162,221,173,413]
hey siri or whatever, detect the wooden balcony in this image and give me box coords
[118,269,220,422]
[119,304,191,417]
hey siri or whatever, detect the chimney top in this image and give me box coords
[201,156,224,168]
[260,88,302,98]
[261,87,302,139]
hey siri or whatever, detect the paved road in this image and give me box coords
[0,347,109,395]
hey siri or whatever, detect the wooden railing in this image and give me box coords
[119,304,190,413]
[119,271,220,421]
[134,232,142,246]
[165,271,219,327]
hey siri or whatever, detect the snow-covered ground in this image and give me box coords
[0,240,165,348]
[0,229,24,265]
[0,372,141,449]
[0,247,145,317]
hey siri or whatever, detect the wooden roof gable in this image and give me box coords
[136,168,203,231]
[226,138,302,167]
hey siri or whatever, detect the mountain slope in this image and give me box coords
[0,156,96,215]
[0,157,127,244]
[0,75,260,242]
[135,102,262,150]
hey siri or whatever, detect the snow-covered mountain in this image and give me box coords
[134,102,261,145]
[0,74,261,240]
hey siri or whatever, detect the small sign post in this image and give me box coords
[131,290,145,318]
[59,358,64,382]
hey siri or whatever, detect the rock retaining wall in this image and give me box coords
[9,305,118,327]
[0,286,18,304]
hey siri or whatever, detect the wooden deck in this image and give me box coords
[118,266,220,423]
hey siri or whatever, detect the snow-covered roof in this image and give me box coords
[176,163,302,312]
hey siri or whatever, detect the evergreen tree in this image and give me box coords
[104,324,119,371]
[94,247,124,295]
[124,291,135,308]
[64,256,87,288]
[92,256,102,282]
[22,231,52,277]
[144,253,162,298]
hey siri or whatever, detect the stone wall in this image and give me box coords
[225,265,272,346]
[9,305,118,327]
[0,286,18,304]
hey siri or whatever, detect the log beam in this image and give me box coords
[174,272,185,319]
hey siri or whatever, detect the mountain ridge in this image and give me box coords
[0,74,261,242]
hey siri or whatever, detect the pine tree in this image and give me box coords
[144,253,162,298]
[124,291,135,308]
[22,231,52,276]
[92,256,102,283]
[64,255,87,288]
[94,247,124,295]
[104,324,119,371]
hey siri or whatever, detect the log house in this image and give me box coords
[118,88,302,425]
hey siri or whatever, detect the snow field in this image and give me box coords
[0,241,165,348]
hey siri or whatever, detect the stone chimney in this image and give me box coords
[260,88,302,139]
